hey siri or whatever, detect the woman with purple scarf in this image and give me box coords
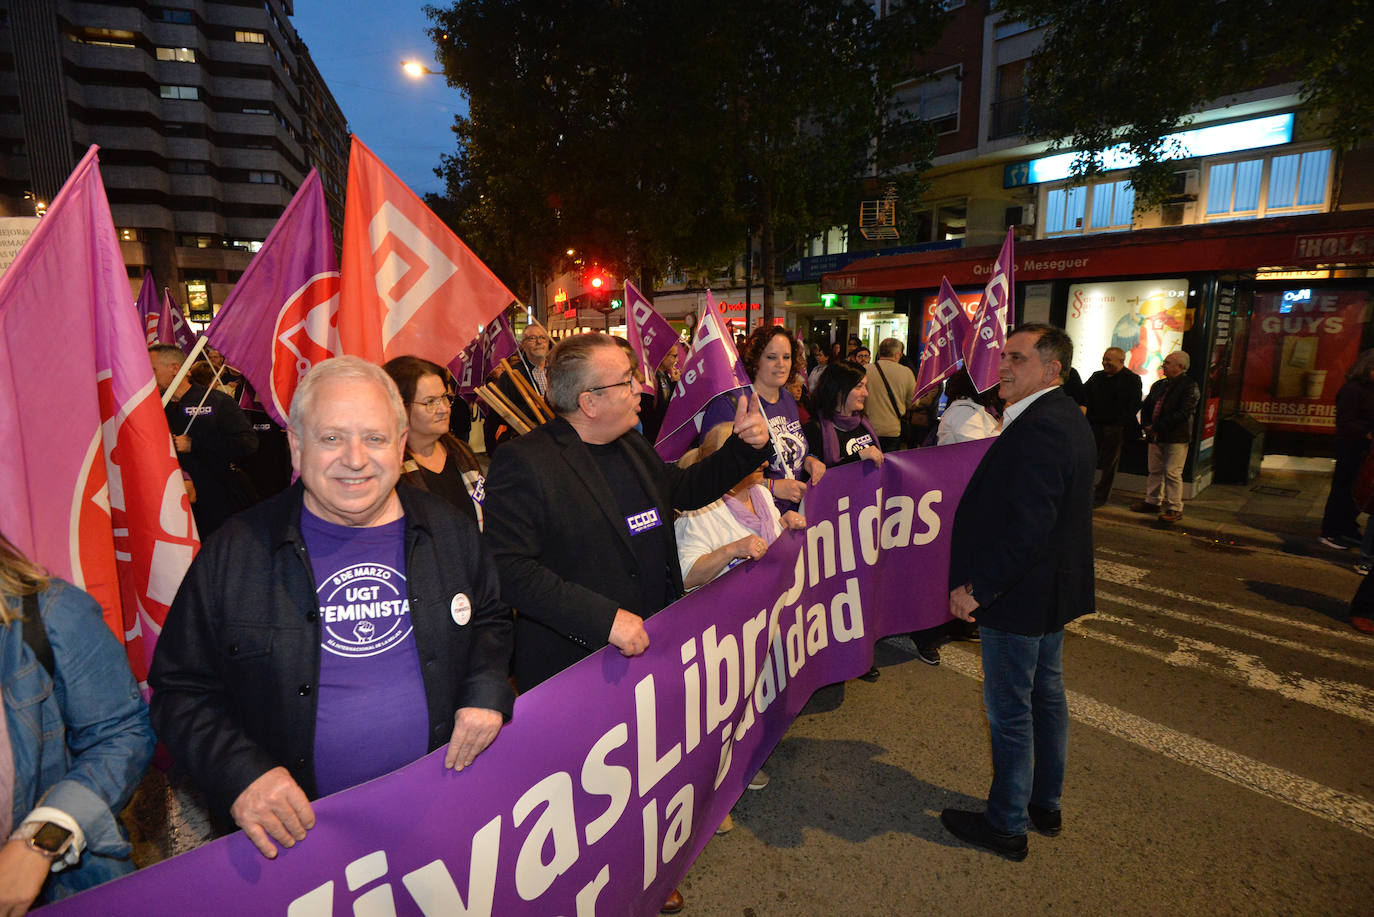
[803,361,885,470]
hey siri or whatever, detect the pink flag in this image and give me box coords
[480,310,519,369]
[654,293,751,461]
[135,270,160,343]
[964,227,1015,393]
[0,146,199,687]
[157,287,198,354]
[204,171,340,429]
[915,277,971,398]
[624,280,677,386]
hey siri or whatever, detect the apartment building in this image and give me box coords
[0,0,348,318]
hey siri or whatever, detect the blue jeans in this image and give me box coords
[980,627,1068,835]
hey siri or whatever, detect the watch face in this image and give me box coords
[31,822,72,854]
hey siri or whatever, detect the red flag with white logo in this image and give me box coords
[0,147,199,686]
[337,135,516,365]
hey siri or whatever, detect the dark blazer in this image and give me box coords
[948,386,1096,636]
[149,481,514,814]
[483,416,771,689]
[1141,374,1201,443]
[1084,368,1143,429]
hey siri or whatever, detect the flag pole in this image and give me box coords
[161,335,210,407]
[747,380,794,479]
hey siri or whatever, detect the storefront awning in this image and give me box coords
[821,210,1374,296]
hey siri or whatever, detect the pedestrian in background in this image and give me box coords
[1320,349,1374,551]
[1133,351,1200,523]
[1084,347,1143,507]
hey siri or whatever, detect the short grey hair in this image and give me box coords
[546,332,620,416]
[1167,351,1191,370]
[878,337,903,359]
[289,356,407,436]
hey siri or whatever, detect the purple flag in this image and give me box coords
[157,287,198,354]
[964,227,1015,393]
[480,309,519,368]
[448,337,483,405]
[624,280,677,385]
[135,270,160,344]
[654,293,751,461]
[204,171,340,428]
[915,277,971,398]
[39,442,988,917]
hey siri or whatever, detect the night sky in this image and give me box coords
[290,1,466,198]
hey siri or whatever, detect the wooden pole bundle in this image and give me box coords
[476,383,533,435]
[499,357,555,423]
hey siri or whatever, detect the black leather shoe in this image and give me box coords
[1028,804,1061,837]
[940,808,1028,861]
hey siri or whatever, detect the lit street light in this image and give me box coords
[401,60,441,79]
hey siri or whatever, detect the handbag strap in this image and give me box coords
[19,592,54,678]
[875,362,903,418]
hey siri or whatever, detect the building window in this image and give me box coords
[235,30,266,44]
[1044,180,1133,236]
[241,105,271,115]
[69,27,137,48]
[806,226,849,257]
[117,228,143,242]
[159,84,199,100]
[229,239,264,253]
[247,171,278,184]
[1204,147,1332,222]
[936,201,967,241]
[168,159,208,174]
[890,66,961,137]
[179,235,216,249]
[152,8,193,24]
[156,46,197,62]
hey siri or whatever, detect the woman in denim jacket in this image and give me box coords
[0,534,155,911]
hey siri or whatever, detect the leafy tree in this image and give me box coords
[1001,0,1374,208]
[425,0,947,322]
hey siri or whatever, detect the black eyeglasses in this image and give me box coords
[585,375,634,395]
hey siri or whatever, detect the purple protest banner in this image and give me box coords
[654,294,751,461]
[43,441,989,917]
[624,280,677,386]
[915,276,970,398]
[204,170,340,429]
[964,227,1014,393]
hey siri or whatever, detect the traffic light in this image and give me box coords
[582,268,619,313]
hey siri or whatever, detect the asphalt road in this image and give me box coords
[678,514,1374,916]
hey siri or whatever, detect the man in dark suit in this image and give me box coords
[484,332,771,688]
[1083,346,1143,507]
[483,333,770,916]
[941,324,1096,861]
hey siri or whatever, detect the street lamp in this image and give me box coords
[401,60,441,79]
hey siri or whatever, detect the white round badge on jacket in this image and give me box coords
[450,593,472,626]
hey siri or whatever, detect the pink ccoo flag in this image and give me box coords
[624,280,677,389]
[654,292,751,461]
[204,170,340,429]
[447,310,517,405]
[964,227,1015,393]
[480,308,518,368]
[915,276,971,398]
[157,286,198,354]
[0,146,199,687]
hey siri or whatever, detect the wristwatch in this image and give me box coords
[13,821,74,860]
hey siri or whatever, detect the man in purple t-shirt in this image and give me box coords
[151,357,514,859]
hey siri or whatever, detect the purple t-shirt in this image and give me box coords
[701,388,808,480]
[301,507,430,797]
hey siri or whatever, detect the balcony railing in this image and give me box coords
[989,95,1028,141]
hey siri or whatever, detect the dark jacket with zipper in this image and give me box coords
[148,480,513,815]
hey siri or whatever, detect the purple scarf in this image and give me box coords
[820,413,879,467]
[724,484,781,543]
